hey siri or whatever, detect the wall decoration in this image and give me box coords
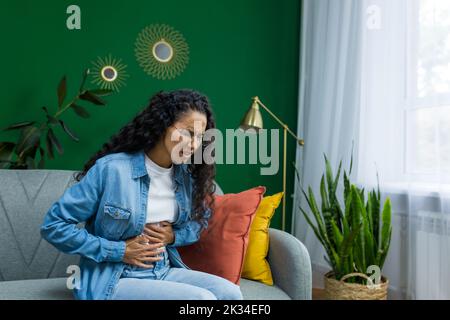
[91,55,128,92]
[135,24,189,80]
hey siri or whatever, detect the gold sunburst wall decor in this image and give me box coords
[135,24,189,80]
[91,55,129,92]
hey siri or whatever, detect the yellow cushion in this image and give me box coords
[241,192,283,285]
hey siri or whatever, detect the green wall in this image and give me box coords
[0,0,301,231]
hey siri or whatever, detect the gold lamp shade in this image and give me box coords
[239,97,263,131]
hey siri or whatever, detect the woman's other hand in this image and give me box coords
[143,221,175,246]
[123,235,165,268]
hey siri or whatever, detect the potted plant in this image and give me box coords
[0,69,114,169]
[295,154,392,300]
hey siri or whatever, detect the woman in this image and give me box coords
[40,89,243,300]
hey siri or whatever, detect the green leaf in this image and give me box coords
[45,130,54,160]
[79,91,106,105]
[359,187,365,204]
[370,191,380,247]
[323,155,343,231]
[25,156,36,169]
[358,190,375,265]
[344,170,351,202]
[380,198,392,254]
[349,140,354,174]
[47,116,59,125]
[307,186,329,242]
[37,147,45,169]
[301,186,332,251]
[366,191,373,233]
[57,76,67,108]
[42,107,59,125]
[344,188,353,225]
[339,223,362,260]
[299,206,326,247]
[333,160,342,191]
[70,104,90,118]
[47,128,63,155]
[2,121,36,131]
[322,208,335,248]
[88,89,114,96]
[329,246,341,277]
[379,227,392,268]
[79,69,90,93]
[16,126,41,157]
[340,222,362,275]
[331,219,343,251]
[351,185,366,271]
[320,174,329,212]
[341,212,350,239]
[0,142,15,169]
[324,154,335,197]
[376,170,381,200]
[366,192,376,261]
[59,120,79,142]
[353,247,363,273]
[299,204,338,274]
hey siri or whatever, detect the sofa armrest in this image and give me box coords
[267,228,312,300]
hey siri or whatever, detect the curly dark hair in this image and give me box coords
[73,89,216,223]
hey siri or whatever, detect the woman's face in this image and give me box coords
[164,110,207,164]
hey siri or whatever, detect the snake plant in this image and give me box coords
[295,153,392,284]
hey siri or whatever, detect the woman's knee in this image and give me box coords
[213,281,244,300]
[190,287,218,300]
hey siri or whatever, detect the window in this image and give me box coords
[358,0,450,189]
[406,0,450,179]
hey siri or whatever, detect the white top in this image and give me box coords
[144,153,179,224]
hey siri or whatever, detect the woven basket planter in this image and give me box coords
[324,271,389,300]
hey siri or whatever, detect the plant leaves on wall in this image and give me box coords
[0,69,117,169]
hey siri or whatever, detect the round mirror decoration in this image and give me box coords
[135,24,189,80]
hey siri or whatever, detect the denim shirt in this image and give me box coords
[40,149,211,300]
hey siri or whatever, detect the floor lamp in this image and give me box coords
[239,96,304,232]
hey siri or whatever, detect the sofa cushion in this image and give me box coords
[0,169,81,281]
[0,277,290,300]
[242,192,283,286]
[240,278,291,300]
[0,277,73,300]
[178,186,266,285]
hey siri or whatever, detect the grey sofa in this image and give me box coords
[0,169,312,300]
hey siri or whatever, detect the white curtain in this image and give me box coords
[293,0,364,290]
[294,0,450,299]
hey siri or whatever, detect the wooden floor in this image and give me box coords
[312,288,326,300]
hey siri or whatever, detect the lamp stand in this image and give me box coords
[240,96,305,233]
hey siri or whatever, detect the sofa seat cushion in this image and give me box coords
[239,278,291,300]
[0,278,73,300]
[0,277,291,300]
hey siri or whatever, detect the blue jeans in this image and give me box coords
[111,249,243,300]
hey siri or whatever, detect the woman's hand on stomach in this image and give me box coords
[143,221,175,245]
[123,234,165,268]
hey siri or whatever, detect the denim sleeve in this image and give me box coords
[40,162,126,263]
[168,206,212,247]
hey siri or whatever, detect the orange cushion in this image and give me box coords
[178,186,266,284]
